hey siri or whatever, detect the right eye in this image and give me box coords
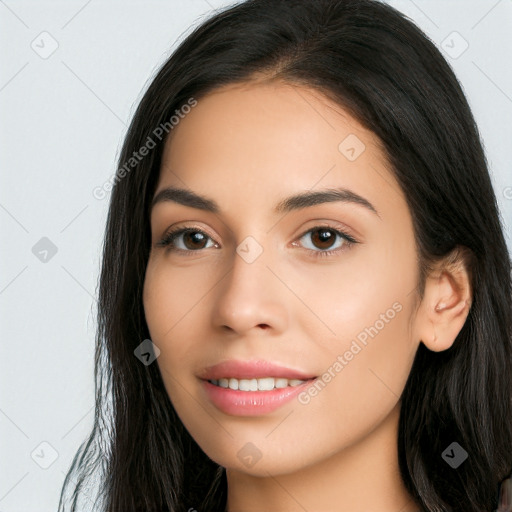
[156,226,219,254]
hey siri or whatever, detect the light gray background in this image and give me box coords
[1,1,511,510]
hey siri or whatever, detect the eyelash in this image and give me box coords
[156,224,358,259]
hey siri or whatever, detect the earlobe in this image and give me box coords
[416,247,473,352]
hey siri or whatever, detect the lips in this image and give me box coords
[198,359,317,381]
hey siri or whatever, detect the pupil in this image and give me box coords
[313,229,334,249]
[185,231,206,249]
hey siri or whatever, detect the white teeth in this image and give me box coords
[258,377,275,390]
[275,378,288,389]
[210,377,308,390]
[218,378,229,388]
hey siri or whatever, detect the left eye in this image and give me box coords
[156,224,358,257]
[295,226,358,256]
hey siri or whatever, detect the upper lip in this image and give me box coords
[198,359,317,381]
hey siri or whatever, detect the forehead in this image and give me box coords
[156,80,406,223]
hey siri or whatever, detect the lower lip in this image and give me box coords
[201,378,317,416]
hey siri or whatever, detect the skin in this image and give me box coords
[143,80,472,512]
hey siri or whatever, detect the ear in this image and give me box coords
[414,246,473,352]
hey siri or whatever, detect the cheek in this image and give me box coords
[293,304,414,455]
[143,256,213,341]
[329,308,414,400]
[142,258,215,396]
[291,247,416,417]
[143,264,188,387]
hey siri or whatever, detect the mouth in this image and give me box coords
[198,359,318,415]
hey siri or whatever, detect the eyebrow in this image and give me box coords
[151,186,380,217]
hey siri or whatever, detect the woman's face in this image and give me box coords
[143,80,422,476]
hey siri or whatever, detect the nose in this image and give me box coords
[211,246,289,336]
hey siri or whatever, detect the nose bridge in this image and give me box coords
[235,234,266,266]
[212,234,288,333]
[223,234,273,307]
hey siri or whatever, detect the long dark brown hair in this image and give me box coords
[58,1,512,510]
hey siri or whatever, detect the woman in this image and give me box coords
[58,0,512,510]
